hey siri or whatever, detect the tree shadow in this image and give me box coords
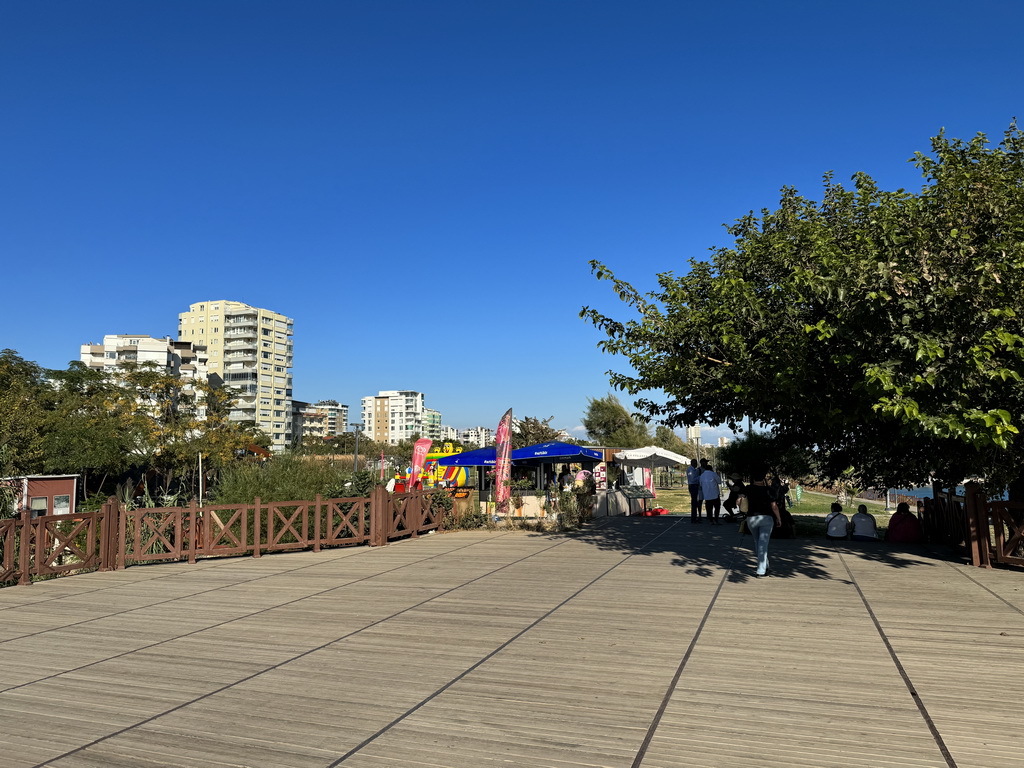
[566,515,944,583]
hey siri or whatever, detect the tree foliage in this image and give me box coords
[581,394,651,447]
[512,416,563,449]
[582,124,1024,490]
[0,351,263,500]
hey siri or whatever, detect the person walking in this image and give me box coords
[699,464,722,525]
[741,463,781,577]
[686,458,702,524]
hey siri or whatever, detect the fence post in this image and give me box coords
[114,497,127,570]
[188,498,198,565]
[964,482,991,568]
[253,497,262,558]
[18,508,32,586]
[370,486,388,547]
[313,494,322,553]
[99,500,113,572]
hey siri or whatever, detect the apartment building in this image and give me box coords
[291,399,349,444]
[423,408,442,442]
[80,335,209,415]
[178,300,294,451]
[313,399,349,438]
[360,390,436,445]
[440,425,459,442]
[459,426,494,448]
[291,400,326,444]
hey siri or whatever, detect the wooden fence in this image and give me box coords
[1,487,445,587]
[921,483,1024,569]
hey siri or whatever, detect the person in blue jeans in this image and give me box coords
[686,458,702,523]
[741,464,782,577]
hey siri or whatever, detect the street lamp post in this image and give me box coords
[351,423,364,473]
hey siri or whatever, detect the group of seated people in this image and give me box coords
[825,501,923,543]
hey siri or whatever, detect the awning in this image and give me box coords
[436,447,496,466]
[613,445,690,468]
[511,442,603,466]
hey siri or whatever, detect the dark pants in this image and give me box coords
[704,497,721,522]
[689,484,701,521]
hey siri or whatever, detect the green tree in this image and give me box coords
[653,425,687,454]
[582,124,1024,491]
[42,362,141,495]
[511,416,562,449]
[581,394,650,447]
[0,350,48,477]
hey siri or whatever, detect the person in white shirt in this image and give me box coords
[699,465,722,525]
[850,504,879,540]
[825,502,850,540]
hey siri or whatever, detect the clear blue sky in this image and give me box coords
[3,1,1021,443]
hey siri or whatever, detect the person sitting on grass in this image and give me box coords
[885,502,924,543]
[850,504,879,541]
[825,502,850,540]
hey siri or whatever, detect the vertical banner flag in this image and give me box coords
[408,438,432,490]
[494,408,513,515]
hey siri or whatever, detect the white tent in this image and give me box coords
[613,446,690,468]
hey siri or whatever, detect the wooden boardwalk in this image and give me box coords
[1,516,1021,768]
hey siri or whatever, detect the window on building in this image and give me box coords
[29,497,48,518]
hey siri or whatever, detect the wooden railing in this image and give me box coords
[919,483,1024,568]
[1,489,447,587]
[960,483,1024,569]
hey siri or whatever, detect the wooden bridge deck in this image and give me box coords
[1,516,1021,768]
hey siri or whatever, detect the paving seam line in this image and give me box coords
[629,558,732,768]
[329,517,690,766]
[2,532,515,693]
[835,547,959,768]
[0,523,424,612]
[941,558,1024,617]
[0,530,518,645]
[23,525,609,768]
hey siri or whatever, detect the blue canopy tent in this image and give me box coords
[435,447,496,467]
[510,442,602,465]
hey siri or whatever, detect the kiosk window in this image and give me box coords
[30,497,49,517]
[54,494,71,514]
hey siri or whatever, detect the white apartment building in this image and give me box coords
[178,300,294,452]
[440,425,459,442]
[459,426,494,448]
[423,408,442,442]
[360,390,435,445]
[80,335,209,415]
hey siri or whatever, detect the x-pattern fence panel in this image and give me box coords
[128,507,185,563]
[0,519,17,583]
[266,501,309,550]
[324,497,369,546]
[34,513,103,576]
[985,501,1024,567]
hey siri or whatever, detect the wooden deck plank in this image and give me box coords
[0,518,1021,767]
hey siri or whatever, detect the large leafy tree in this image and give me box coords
[581,393,651,447]
[582,124,1024,491]
[512,416,563,449]
[0,349,48,477]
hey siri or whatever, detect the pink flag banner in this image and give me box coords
[408,438,432,490]
[494,408,513,514]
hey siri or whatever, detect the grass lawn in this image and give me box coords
[649,487,894,538]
